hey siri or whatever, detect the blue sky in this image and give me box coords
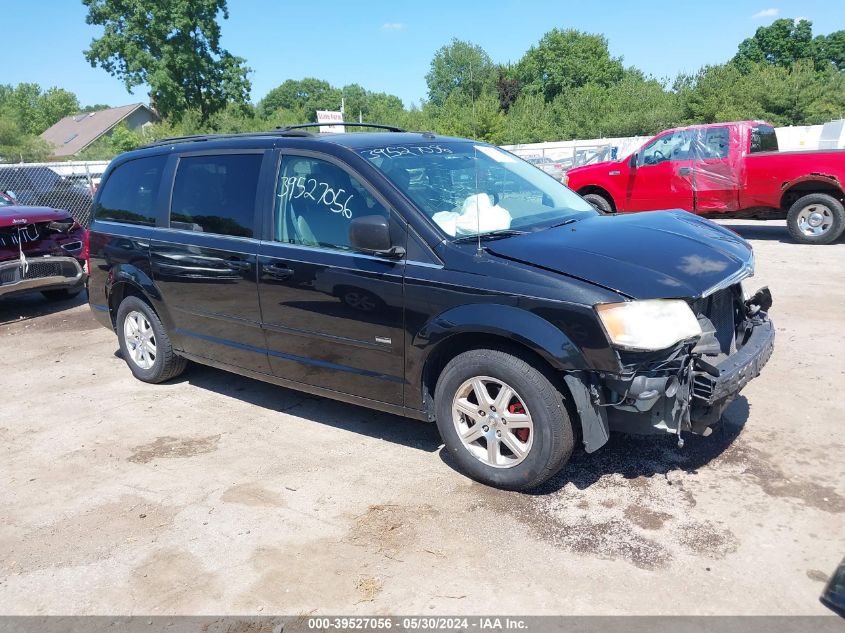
[4,0,845,109]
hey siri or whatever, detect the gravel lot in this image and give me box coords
[1,220,843,615]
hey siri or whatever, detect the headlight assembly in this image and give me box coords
[596,299,702,351]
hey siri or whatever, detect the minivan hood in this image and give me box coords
[486,210,753,300]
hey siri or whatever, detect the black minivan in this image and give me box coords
[87,124,775,490]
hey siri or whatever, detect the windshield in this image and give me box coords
[358,142,595,239]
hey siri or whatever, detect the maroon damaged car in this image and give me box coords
[0,202,88,301]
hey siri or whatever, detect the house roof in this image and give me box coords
[40,103,158,157]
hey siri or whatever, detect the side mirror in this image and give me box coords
[349,215,405,258]
[629,153,638,169]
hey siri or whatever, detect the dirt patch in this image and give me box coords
[239,543,369,610]
[807,569,829,583]
[127,547,224,612]
[0,495,177,574]
[221,484,287,508]
[128,435,221,464]
[715,443,845,514]
[355,575,383,602]
[624,504,674,530]
[346,504,437,556]
[676,520,739,558]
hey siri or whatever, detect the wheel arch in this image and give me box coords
[106,265,171,330]
[779,176,844,210]
[577,185,616,212]
[414,304,589,421]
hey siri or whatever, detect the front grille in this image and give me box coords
[0,259,78,285]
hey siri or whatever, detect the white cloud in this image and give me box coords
[382,22,405,31]
[752,8,780,18]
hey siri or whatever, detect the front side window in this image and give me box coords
[750,125,778,153]
[640,130,692,165]
[170,154,262,237]
[275,156,388,250]
[96,155,166,225]
[359,143,594,238]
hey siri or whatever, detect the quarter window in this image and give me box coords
[275,156,388,250]
[170,154,262,237]
[750,125,779,153]
[96,155,166,225]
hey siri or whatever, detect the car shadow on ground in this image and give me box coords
[154,359,749,489]
[0,290,88,325]
[722,222,845,244]
[162,361,444,453]
[528,396,750,495]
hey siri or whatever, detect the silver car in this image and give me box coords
[525,156,568,182]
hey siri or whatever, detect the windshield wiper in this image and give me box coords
[548,218,579,229]
[453,229,527,243]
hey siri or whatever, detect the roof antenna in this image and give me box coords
[475,146,482,256]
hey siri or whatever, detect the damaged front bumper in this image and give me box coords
[0,256,86,297]
[565,288,775,453]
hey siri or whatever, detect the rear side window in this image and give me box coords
[750,125,779,153]
[697,127,730,159]
[170,154,262,238]
[96,155,166,225]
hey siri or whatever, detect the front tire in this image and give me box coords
[582,193,613,214]
[434,348,575,490]
[116,296,187,383]
[786,193,845,244]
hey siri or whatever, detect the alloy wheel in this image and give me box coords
[123,310,157,370]
[451,376,534,468]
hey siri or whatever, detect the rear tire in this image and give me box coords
[582,193,613,214]
[434,348,575,490]
[116,296,187,383]
[786,193,845,244]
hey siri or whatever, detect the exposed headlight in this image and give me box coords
[596,299,702,351]
[560,172,569,186]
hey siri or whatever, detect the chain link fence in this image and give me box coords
[0,161,110,227]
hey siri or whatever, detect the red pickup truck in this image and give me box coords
[565,120,845,244]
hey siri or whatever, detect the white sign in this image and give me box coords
[316,110,345,134]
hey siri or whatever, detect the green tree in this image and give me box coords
[425,39,496,107]
[516,29,625,101]
[258,78,341,120]
[82,0,251,122]
[78,122,147,160]
[0,119,51,163]
[0,83,79,135]
[814,30,845,71]
[733,18,815,71]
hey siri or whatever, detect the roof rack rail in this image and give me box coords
[276,122,406,133]
[141,128,313,149]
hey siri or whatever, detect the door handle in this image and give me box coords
[678,167,692,176]
[227,259,251,272]
[264,262,294,280]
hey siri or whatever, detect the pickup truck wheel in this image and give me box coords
[116,296,187,383]
[582,193,613,214]
[434,348,575,490]
[787,194,845,244]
